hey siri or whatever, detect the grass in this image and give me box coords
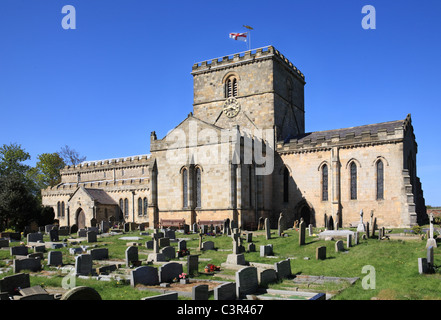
[1,227,441,300]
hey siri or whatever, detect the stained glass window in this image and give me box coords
[377,160,384,200]
[350,162,357,200]
[322,165,328,201]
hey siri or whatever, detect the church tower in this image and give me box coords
[191,46,306,142]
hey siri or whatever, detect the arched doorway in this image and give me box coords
[76,208,86,229]
[300,205,311,226]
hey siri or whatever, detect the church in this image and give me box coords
[41,46,427,230]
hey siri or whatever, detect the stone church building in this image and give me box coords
[41,46,427,230]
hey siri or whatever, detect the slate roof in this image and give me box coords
[83,188,117,205]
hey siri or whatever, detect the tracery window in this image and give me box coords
[322,164,328,201]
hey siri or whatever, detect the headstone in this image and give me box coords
[354,232,359,245]
[75,254,93,276]
[192,284,209,300]
[246,232,253,243]
[87,230,97,243]
[33,245,45,253]
[274,259,291,280]
[427,246,434,270]
[10,246,28,256]
[260,244,273,257]
[265,218,271,240]
[130,266,159,287]
[178,239,187,252]
[27,232,43,243]
[308,224,313,236]
[299,221,306,245]
[100,221,110,233]
[145,240,153,250]
[77,229,87,238]
[366,222,370,239]
[125,246,139,267]
[214,282,236,300]
[49,229,59,242]
[192,223,198,233]
[88,248,108,260]
[347,234,352,248]
[236,266,258,299]
[248,243,256,252]
[258,217,264,230]
[158,262,183,283]
[418,258,428,274]
[258,268,278,286]
[161,246,176,260]
[0,273,30,294]
[164,229,176,240]
[202,241,215,251]
[141,292,178,300]
[316,246,326,260]
[335,240,344,252]
[226,253,246,265]
[13,257,41,273]
[60,286,102,300]
[278,212,285,236]
[224,218,230,235]
[183,224,189,234]
[187,254,199,275]
[48,251,63,266]
[0,238,9,248]
[371,218,377,238]
[158,237,170,248]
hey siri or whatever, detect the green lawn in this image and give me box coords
[1,227,440,300]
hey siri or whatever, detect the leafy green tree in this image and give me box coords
[0,143,31,177]
[30,152,66,190]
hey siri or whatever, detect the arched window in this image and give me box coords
[322,164,328,201]
[119,199,124,215]
[57,202,61,217]
[195,167,202,208]
[183,168,188,208]
[138,197,143,216]
[376,160,384,200]
[124,198,129,217]
[283,167,289,203]
[350,162,357,200]
[226,76,238,98]
[61,201,65,217]
[143,197,148,216]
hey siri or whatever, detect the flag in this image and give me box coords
[229,32,247,42]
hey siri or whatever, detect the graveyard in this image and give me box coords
[0,218,440,301]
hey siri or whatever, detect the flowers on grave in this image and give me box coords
[177,248,190,257]
[179,272,188,280]
[204,264,220,273]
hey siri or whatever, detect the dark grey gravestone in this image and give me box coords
[49,229,59,242]
[274,259,291,280]
[236,266,258,299]
[75,254,93,276]
[418,258,428,274]
[335,240,344,252]
[10,246,28,256]
[141,292,178,300]
[130,266,159,287]
[246,232,253,243]
[258,268,278,287]
[187,254,199,275]
[89,248,108,260]
[48,251,63,266]
[260,244,273,257]
[77,229,87,238]
[161,246,176,260]
[0,273,30,294]
[158,237,170,248]
[299,221,306,245]
[178,239,187,251]
[27,232,43,243]
[248,243,256,252]
[192,284,209,300]
[13,257,41,273]
[145,240,153,249]
[202,241,215,251]
[125,246,139,267]
[214,282,236,300]
[87,230,97,243]
[159,262,183,283]
[61,286,102,300]
[316,246,326,260]
[0,238,9,248]
[347,234,352,248]
[265,218,271,240]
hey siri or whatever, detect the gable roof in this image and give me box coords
[68,186,117,205]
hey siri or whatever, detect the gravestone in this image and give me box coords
[246,232,253,243]
[354,232,359,245]
[224,218,230,235]
[308,224,313,236]
[27,232,43,243]
[187,254,199,275]
[145,240,153,250]
[236,266,258,299]
[164,229,176,240]
[214,282,236,300]
[202,240,215,251]
[87,230,97,243]
[265,218,271,240]
[418,258,428,274]
[178,239,187,252]
[125,246,139,267]
[192,223,198,233]
[88,248,108,260]
[299,221,306,245]
[141,292,178,300]
[192,284,209,300]
[366,222,370,238]
[158,262,183,283]
[49,229,59,242]
[248,243,256,252]
[274,259,291,280]
[13,257,41,273]
[60,286,102,300]
[316,246,326,260]
[335,240,344,252]
[278,212,285,236]
[427,246,434,271]
[0,273,30,294]
[48,251,63,266]
[75,254,93,276]
[158,237,170,248]
[258,217,264,230]
[161,246,176,260]
[183,224,189,234]
[371,218,377,238]
[258,268,278,286]
[226,253,246,265]
[100,221,110,233]
[260,244,273,257]
[347,234,352,248]
[0,238,9,248]
[10,246,28,256]
[77,229,87,238]
[130,266,159,287]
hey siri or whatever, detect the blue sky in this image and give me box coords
[0,0,440,205]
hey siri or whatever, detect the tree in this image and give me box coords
[59,145,86,166]
[30,152,66,190]
[0,143,31,177]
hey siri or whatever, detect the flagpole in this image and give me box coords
[243,25,253,50]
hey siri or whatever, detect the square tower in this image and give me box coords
[191,46,306,141]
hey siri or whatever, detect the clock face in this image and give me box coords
[223,97,241,118]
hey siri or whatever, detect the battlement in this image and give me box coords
[191,45,305,81]
[61,154,152,173]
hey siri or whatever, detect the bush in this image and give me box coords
[411,225,422,234]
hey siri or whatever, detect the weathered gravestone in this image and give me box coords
[236,266,258,299]
[278,212,285,237]
[418,258,428,274]
[192,284,209,300]
[335,240,344,252]
[130,266,159,287]
[274,259,291,280]
[260,244,273,257]
[75,254,93,276]
[159,262,183,283]
[265,218,271,240]
[125,246,139,267]
[299,221,306,245]
[145,240,153,250]
[214,282,236,300]
[48,251,63,266]
[258,268,278,287]
[248,243,256,252]
[60,286,102,300]
[246,232,253,243]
